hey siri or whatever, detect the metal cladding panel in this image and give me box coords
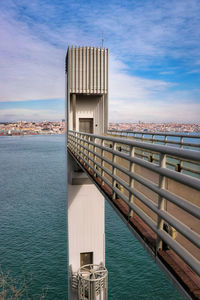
[67,46,108,94]
[68,183,105,272]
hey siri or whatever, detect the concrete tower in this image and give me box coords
[66,46,109,300]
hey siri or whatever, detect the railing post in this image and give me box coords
[79,133,82,158]
[88,136,92,171]
[112,142,117,200]
[80,133,83,161]
[180,136,183,149]
[86,134,89,166]
[141,133,144,142]
[72,131,75,151]
[152,134,154,144]
[93,137,96,171]
[180,136,183,173]
[164,135,167,146]
[101,139,105,186]
[141,133,145,159]
[74,131,77,155]
[152,134,155,162]
[83,134,86,166]
[156,153,166,251]
[128,146,135,218]
[76,132,78,156]
[78,132,81,157]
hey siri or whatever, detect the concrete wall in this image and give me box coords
[68,183,105,272]
[67,154,105,273]
[69,94,106,135]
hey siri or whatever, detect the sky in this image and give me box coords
[0,0,200,123]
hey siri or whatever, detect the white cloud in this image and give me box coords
[87,0,200,63]
[0,108,64,122]
[109,56,173,100]
[109,58,200,122]
[0,0,199,123]
[109,99,200,123]
[0,10,65,102]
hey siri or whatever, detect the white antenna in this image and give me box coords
[102,31,104,48]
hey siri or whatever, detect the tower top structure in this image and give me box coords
[66,46,108,95]
[66,46,109,135]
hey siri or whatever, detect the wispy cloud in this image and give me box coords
[0,108,64,122]
[109,56,174,101]
[0,6,65,102]
[0,0,199,122]
[109,99,200,123]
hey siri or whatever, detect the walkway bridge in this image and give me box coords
[68,130,200,300]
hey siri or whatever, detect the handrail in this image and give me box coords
[74,140,200,217]
[106,131,200,177]
[68,130,200,279]
[107,129,200,150]
[108,129,200,138]
[69,131,200,161]
[72,134,200,189]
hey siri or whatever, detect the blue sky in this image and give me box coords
[0,0,200,122]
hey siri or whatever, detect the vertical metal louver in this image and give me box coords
[67,46,108,94]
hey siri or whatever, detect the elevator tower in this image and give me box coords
[66,46,109,300]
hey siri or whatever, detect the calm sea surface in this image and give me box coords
[0,135,183,299]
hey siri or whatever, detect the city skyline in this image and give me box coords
[0,0,200,122]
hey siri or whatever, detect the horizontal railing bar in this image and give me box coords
[133,150,197,165]
[100,156,200,219]
[74,137,200,218]
[159,210,200,248]
[131,151,200,175]
[108,169,200,248]
[69,143,200,247]
[157,228,200,277]
[108,179,200,277]
[108,130,200,139]
[69,130,200,162]
[70,133,200,190]
[135,152,200,173]
[182,166,200,175]
[132,150,200,170]
[109,134,200,148]
[68,144,200,276]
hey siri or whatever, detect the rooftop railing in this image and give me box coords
[68,130,200,283]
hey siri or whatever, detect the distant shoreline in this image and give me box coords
[0,133,64,137]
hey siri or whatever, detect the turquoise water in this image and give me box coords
[0,135,183,299]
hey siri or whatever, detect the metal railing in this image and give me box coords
[108,129,200,148]
[77,264,108,300]
[68,130,200,279]
[107,130,200,177]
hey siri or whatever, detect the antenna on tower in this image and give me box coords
[102,31,104,48]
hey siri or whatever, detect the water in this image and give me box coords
[0,135,68,299]
[0,135,183,299]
